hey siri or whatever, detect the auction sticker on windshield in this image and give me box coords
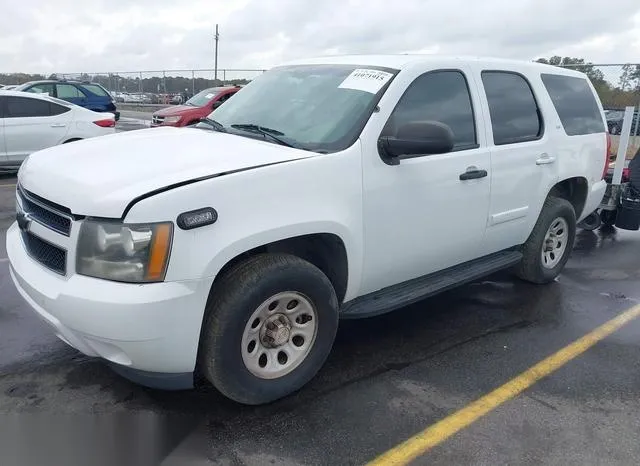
[338,69,394,94]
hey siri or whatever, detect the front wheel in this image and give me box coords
[199,253,339,405]
[515,197,576,284]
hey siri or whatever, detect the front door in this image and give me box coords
[360,67,492,295]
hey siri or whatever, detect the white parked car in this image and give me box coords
[7,55,608,405]
[0,90,116,171]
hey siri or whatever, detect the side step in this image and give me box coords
[340,250,523,319]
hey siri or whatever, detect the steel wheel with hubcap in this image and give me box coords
[541,217,569,269]
[515,196,576,284]
[241,291,318,380]
[199,253,339,405]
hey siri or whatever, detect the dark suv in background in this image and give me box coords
[14,79,120,120]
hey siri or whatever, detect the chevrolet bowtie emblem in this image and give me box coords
[16,212,31,232]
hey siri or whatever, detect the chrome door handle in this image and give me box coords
[50,123,66,128]
[536,153,556,165]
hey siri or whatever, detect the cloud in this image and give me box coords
[0,0,639,78]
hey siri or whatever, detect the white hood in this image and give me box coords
[18,127,314,218]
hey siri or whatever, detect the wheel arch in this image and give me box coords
[207,229,352,305]
[547,176,589,220]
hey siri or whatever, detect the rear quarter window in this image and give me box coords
[540,73,605,136]
[80,84,110,97]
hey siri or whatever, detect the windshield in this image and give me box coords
[186,88,221,107]
[207,64,398,152]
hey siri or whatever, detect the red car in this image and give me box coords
[151,86,240,127]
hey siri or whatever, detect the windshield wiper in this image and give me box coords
[199,117,226,132]
[230,124,298,148]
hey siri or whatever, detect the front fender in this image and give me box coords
[202,220,362,300]
[123,143,365,300]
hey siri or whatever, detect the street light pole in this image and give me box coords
[214,24,219,83]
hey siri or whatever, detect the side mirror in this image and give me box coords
[378,121,454,165]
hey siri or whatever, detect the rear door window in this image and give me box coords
[6,96,69,118]
[481,71,543,145]
[540,73,605,135]
[56,84,87,99]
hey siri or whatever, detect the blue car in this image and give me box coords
[13,79,120,120]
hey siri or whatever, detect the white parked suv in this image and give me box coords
[7,55,608,405]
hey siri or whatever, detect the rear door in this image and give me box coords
[4,95,72,162]
[471,67,558,254]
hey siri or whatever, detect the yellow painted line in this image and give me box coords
[0,183,16,188]
[367,303,640,466]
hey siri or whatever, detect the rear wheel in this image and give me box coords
[199,253,339,405]
[515,197,576,284]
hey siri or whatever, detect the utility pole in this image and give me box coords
[214,24,219,83]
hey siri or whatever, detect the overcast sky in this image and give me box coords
[1,0,639,76]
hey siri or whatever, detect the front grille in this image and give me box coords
[152,115,165,125]
[21,231,67,275]
[17,187,72,236]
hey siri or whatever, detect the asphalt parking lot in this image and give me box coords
[1,131,640,465]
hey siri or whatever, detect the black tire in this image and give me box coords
[515,197,576,284]
[199,253,339,405]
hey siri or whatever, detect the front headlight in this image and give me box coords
[163,116,182,124]
[76,220,173,283]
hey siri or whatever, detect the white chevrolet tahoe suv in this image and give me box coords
[8,55,608,405]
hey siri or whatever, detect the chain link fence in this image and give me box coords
[0,69,265,104]
[56,69,266,104]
